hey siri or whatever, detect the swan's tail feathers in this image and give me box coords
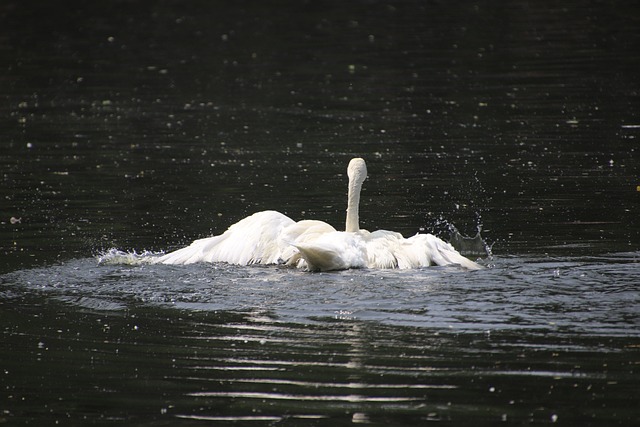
[425,234,483,270]
[293,244,345,272]
[280,220,342,270]
[293,232,366,272]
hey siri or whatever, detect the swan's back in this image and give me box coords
[363,230,405,268]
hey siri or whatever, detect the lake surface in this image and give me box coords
[1,1,639,425]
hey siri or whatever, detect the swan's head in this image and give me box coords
[347,158,367,186]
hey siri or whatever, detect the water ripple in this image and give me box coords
[2,252,639,336]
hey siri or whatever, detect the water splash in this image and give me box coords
[448,225,493,258]
[96,248,162,265]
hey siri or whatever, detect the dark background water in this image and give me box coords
[1,1,639,426]
[2,0,638,271]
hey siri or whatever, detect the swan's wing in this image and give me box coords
[154,210,295,265]
[153,234,227,265]
[407,233,482,270]
[363,230,435,269]
[361,230,482,270]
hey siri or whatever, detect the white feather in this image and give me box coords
[154,211,295,265]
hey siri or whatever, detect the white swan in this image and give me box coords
[154,158,482,271]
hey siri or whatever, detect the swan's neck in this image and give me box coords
[345,180,362,233]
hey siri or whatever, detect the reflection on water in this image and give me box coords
[2,0,640,425]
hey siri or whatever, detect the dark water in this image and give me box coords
[2,1,639,425]
[3,255,640,426]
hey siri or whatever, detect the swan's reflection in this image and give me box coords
[176,309,455,423]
